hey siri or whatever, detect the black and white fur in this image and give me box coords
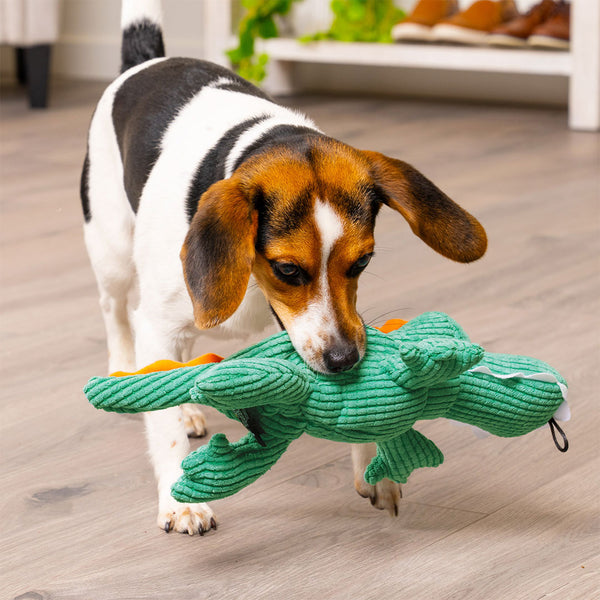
[82,1,406,534]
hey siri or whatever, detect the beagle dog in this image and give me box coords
[82,0,487,535]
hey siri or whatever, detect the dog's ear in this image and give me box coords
[180,177,258,329]
[363,151,487,263]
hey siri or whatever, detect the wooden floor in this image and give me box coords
[1,80,599,600]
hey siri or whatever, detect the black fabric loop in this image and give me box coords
[548,418,569,452]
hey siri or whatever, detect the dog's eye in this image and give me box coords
[276,263,299,277]
[347,253,373,277]
[271,262,309,286]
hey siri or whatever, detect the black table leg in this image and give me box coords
[17,44,52,108]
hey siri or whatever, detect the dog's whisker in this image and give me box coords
[364,307,410,326]
[361,269,387,281]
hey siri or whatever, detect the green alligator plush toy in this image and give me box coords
[84,312,569,504]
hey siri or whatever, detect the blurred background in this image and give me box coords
[1,0,598,126]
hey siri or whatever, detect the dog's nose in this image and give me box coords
[323,344,360,373]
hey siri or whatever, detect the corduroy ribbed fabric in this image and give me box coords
[84,312,568,503]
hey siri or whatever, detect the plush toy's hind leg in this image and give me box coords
[364,429,444,485]
[172,432,294,503]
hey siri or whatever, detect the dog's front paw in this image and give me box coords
[355,477,402,517]
[158,497,217,535]
[181,404,207,438]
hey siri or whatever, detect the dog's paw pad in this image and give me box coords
[158,500,216,535]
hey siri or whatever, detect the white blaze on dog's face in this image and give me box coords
[255,198,372,373]
[289,200,359,372]
[181,138,487,374]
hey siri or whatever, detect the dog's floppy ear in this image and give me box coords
[181,177,258,329]
[364,151,487,263]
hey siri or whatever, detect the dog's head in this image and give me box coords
[181,137,486,373]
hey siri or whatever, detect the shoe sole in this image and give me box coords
[487,33,528,48]
[392,23,433,42]
[528,35,570,50]
[430,24,489,45]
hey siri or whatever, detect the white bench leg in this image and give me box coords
[202,0,232,67]
[262,59,296,96]
[569,0,600,131]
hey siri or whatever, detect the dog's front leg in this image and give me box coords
[134,310,216,535]
[351,443,402,516]
[143,408,215,534]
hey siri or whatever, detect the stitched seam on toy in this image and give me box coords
[468,367,568,404]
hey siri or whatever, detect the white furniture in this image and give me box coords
[0,0,61,107]
[204,0,600,132]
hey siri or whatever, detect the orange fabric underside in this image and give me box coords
[111,318,408,377]
[111,353,224,377]
[374,318,408,334]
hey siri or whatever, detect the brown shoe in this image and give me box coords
[431,0,519,45]
[528,0,570,49]
[488,0,556,47]
[392,0,459,42]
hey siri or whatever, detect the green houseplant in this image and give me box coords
[228,0,405,83]
[302,0,404,43]
[227,0,302,83]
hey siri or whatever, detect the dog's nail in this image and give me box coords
[199,525,205,536]
[164,521,171,533]
[210,517,217,530]
[370,492,377,506]
[394,503,399,517]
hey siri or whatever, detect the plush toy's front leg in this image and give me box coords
[171,431,296,503]
[190,357,311,410]
[364,429,444,485]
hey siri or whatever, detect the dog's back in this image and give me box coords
[81,2,318,375]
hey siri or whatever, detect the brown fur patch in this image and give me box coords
[182,132,485,354]
[362,150,487,262]
[181,177,257,328]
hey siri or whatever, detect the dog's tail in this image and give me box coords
[120,0,165,73]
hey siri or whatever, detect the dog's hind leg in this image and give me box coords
[82,152,137,375]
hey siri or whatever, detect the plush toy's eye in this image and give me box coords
[347,253,373,277]
[271,262,309,286]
